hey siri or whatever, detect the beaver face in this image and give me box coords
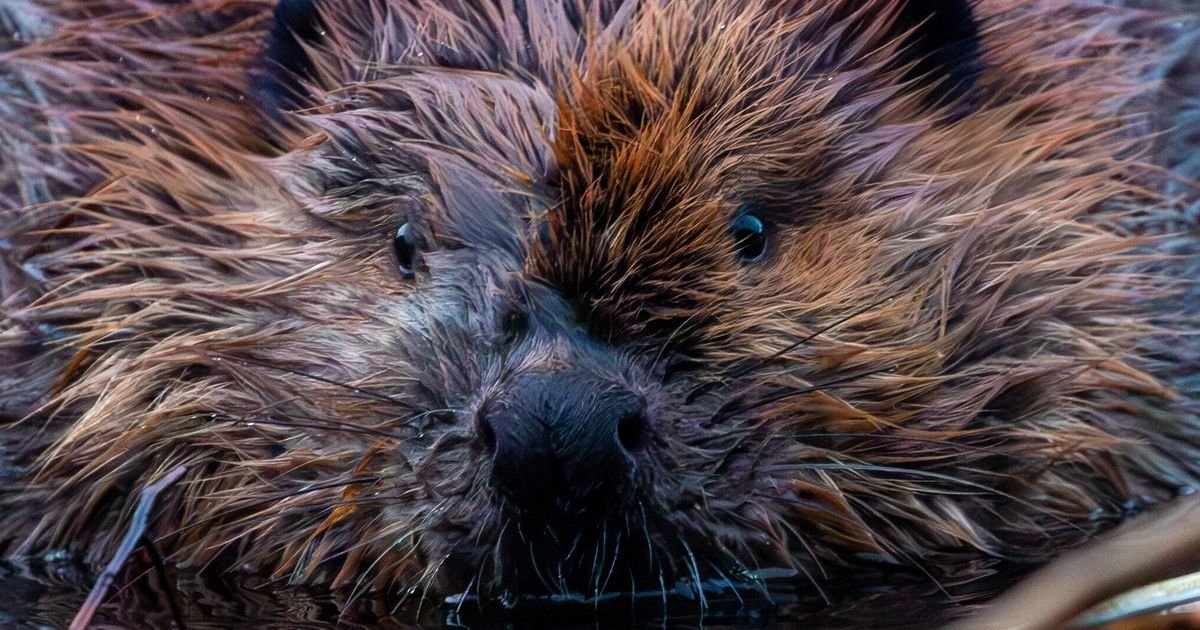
[4,0,1197,610]
[254,1,999,596]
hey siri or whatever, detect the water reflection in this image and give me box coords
[0,555,996,628]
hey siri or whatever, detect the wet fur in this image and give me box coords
[2,0,1199,613]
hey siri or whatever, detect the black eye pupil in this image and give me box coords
[730,212,767,262]
[393,223,417,279]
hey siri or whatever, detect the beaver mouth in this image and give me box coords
[443,565,800,623]
[435,518,799,622]
[435,506,659,597]
[430,500,779,612]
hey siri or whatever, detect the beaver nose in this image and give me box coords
[479,372,648,511]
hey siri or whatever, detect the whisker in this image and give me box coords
[226,414,401,439]
[774,461,1086,533]
[529,535,557,595]
[733,296,896,380]
[482,515,510,601]
[202,351,411,408]
[658,566,669,620]
[248,495,402,523]
[454,573,479,616]
[599,526,621,600]
[403,547,448,619]
[639,502,656,574]
[309,513,388,581]
[346,532,411,610]
[841,493,951,598]
[710,537,772,599]
[773,516,830,591]
[706,561,745,608]
[728,509,829,603]
[687,295,894,402]
[772,432,1015,458]
[650,310,704,375]
[721,366,895,418]
[382,532,431,611]
[402,407,466,427]
[157,476,383,542]
[213,396,406,439]
[678,536,708,613]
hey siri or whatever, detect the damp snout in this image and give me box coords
[478,371,648,512]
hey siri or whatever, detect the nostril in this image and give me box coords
[617,413,649,453]
[477,414,497,453]
[499,303,530,348]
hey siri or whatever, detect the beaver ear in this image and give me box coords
[822,0,984,109]
[885,0,984,107]
[254,0,323,120]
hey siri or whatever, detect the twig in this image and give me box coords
[70,464,188,630]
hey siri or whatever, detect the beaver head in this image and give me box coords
[2,0,1197,612]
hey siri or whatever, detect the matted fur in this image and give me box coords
[2,0,1199,612]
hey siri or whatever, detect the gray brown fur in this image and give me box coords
[1,0,1199,613]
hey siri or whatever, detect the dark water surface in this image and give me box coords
[0,555,992,628]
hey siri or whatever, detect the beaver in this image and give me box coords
[2,0,1199,622]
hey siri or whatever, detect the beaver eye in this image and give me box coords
[730,211,767,263]
[393,222,417,279]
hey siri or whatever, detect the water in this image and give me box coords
[0,555,993,628]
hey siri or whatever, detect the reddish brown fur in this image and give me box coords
[2,0,1199,617]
